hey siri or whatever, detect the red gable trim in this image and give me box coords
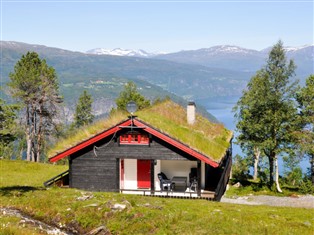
[49,119,132,163]
[133,119,219,168]
[49,118,219,168]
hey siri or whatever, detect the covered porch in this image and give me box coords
[119,158,216,198]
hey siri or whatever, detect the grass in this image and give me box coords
[138,101,232,161]
[48,100,232,162]
[226,178,314,197]
[1,160,314,234]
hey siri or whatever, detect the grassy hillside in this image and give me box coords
[1,160,314,235]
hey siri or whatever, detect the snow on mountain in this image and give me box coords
[284,45,313,52]
[86,48,161,57]
[202,45,259,55]
[261,44,314,54]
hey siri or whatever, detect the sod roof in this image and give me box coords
[48,100,233,163]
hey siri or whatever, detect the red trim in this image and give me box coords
[119,133,149,145]
[49,119,132,162]
[133,119,219,168]
[49,118,219,168]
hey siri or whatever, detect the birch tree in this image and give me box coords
[234,41,299,191]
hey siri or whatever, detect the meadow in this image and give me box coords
[1,160,313,235]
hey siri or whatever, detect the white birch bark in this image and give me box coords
[253,147,260,181]
[274,156,282,193]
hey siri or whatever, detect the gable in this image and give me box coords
[48,100,232,165]
[49,118,220,167]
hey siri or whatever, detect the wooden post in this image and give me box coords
[69,157,72,188]
[116,158,120,192]
[197,160,201,196]
[150,160,155,195]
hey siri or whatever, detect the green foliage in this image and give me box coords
[73,90,94,128]
[231,154,251,181]
[283,167,303,187]
[0,97,19,159]
[8,51,62,162]
[233,41,300,190]
[115,81,150,111]
[299,179,314,194]
[296,75,314,184]
[282,155,304,187]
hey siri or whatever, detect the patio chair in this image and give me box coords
[157,172,172,191]
[189,168,198,191]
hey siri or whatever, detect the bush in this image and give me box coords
[299,179,314,194]
[231,154,251,181]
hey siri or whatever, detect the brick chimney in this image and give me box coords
[187,102,196,125]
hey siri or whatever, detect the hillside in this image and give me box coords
[1,160,313,235]
[0,41,252,102]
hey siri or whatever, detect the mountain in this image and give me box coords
[2,41,311,120]
[155,45,313,78]
[1,41,251,101]
[86,47,162,57]
[86,44,313,77]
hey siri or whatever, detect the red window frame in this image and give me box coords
[119,133,149,145]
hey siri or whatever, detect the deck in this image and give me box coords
[120,189,215,200]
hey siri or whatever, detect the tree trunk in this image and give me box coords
[268,155,274,188]
[32,111,37,162]
[36,117,42,162]
[253,147,260,181]
[25,130,31,161]
[274,155,282,193]
[25,106,31,161]
[311,154,314,185]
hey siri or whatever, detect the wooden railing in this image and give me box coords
[120,189,214,200]
[214,153,232,201]
[43,170,69,187]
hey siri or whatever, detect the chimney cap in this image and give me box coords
[188,101,196,106]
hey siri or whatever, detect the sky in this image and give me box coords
[1,0,313,53]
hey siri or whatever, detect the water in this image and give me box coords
[206,97,310,175]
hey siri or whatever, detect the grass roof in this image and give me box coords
[48,100,232,162]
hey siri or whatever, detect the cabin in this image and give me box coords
[46,100,233,201]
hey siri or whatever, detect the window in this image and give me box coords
[119,133,149,145]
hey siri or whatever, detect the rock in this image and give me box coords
[84,203,99,208]
[290,193,300,198]
[87,225,111,235]
[77,192,94,201]
[232,182,242,188]
[122,199,132,209]
[112,203,127,211]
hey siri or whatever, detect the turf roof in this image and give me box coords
[48,100,232,162]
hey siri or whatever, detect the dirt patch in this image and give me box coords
[221,195,314,208]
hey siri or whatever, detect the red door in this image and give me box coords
[137,160,151,188]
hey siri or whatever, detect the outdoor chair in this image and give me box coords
[189,168,198,191]
[157,172,172,191]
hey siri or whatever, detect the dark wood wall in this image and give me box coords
[69,132,196,191]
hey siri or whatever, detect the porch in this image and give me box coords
[120,189,215,200]
[120,159,210,197]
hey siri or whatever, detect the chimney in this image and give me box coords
[187,101,196,125]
